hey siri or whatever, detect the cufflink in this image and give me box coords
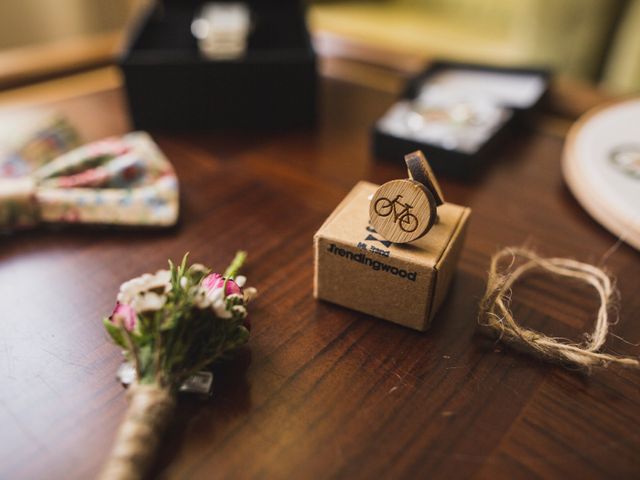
[369,151,444,244]
[191,2,251,60]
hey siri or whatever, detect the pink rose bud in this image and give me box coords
[202,273,242,296]
[111,302,137,332]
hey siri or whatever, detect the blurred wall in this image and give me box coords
[0,0,637,94]
[0,0,144,49]
[311,0,639,93]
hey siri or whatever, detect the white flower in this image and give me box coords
[117,269,171,303]
[235,275,246,287]
[190,263,208,273]
[206,286,225,305]
[193,287,212,309]
[243,287,257,303]
[213,299,232,319]
[131,291,167,313]
[231,305,247,318]
[180,276,188,289]
[226,293,243,303]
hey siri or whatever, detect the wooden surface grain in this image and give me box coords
[0,78,639,480]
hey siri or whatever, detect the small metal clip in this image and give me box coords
[117,362,214,396]
[179,371,214,396]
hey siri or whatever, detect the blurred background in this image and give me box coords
[0,0,639,94]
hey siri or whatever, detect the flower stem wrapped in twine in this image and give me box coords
[478,247,639,370]
[99,385,175,480]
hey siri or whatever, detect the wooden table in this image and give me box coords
[1,77,639,480]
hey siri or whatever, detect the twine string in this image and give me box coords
[98,384,176,480]
[479,247,639,369]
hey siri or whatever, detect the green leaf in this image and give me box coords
[188,266,209,285]
[235,325,250,347]
[138,344,155,384]
[160,310,179,331]
[179,252,189,278]
[103,317,127,349]
[224,251,247,279]
[131,329,152,346]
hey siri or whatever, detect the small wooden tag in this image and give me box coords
[369,179,437,243]
[405,151,444,206]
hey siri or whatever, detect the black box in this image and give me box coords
[119,1,317,130]
[372,61,549,178]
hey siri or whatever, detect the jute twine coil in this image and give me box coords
[479,247,639,370]
[99,384,176,480]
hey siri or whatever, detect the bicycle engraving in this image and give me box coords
[373,194,419,233]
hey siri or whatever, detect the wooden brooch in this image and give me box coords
[369,151,445,244]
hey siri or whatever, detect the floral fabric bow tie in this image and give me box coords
[0,130,179,231]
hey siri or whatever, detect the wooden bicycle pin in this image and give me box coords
[369,151,445,244]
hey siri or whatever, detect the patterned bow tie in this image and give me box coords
[0,127,179,231]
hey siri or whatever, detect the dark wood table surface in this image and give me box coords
[1,77,639,480]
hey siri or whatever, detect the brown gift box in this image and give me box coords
[313,181,471,331]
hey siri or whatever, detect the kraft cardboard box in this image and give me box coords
[313,181,470,331]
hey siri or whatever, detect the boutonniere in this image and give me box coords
[100,252,256,480]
